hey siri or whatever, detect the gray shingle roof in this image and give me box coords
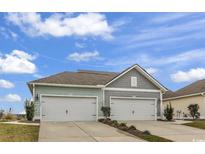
[163,79,205,99]
[29,70,118,86]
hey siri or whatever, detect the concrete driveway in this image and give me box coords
[126,121,205,142]
[39,121,143,142]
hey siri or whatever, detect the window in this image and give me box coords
[131,76,137,87]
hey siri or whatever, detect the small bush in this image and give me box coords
[118,123,128,131]
[143,130,151,135]
[188,104,200,119]
[128,125,137,131]
[3,113,16,120]
[0,110,4,119]
[119,122,127,127]
[25,99,34,121]
[98,118,105,122]
[111,120,119,127]
[101,106,111,119]
[164,102,174,121]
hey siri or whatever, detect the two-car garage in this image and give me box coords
[40,95,157,121]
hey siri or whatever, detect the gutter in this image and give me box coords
[163,92,205,101]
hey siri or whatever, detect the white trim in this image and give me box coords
[105,64,167,92]
[32,83,35,101]
[30,82,103,88]
[163,92,205,101]
[39,94,99,121]
[131,76,138,87]
[160,91,163,118]
[104,87,161,93]
[109,96,157,120]
[102,88,105,106]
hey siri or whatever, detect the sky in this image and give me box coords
[1,12,205,114]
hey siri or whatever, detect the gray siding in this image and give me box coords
[107,68,159,89]
[104,90,161,116]
[34,85,103,119]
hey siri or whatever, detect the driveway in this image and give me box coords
[39,121,143,142]
[126,121,205,142]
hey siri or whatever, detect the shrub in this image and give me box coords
[119,122,127,127]
[25,99,34,121]
[164,102,174,121]
[111,120,119,127]
[3,113,16,120]
[143,130,151,135]
[0,110,4,119]
[101,106,110,119]
[118,122,128,131]
[98,118,105,122]
[188,104,200,119]
[128,125,137,131]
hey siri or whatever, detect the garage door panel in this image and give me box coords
[41,96,96,121]
[111,98,156,120]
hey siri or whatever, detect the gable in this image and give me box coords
[107,68,159,90]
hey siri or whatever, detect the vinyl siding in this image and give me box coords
[163,95,205,118]
[107,68,159,90]
[33,85,103,119]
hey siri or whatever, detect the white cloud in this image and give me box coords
[0,26,18,41]
[67,50,100,62]
[0,79,14,88]
[105,48,205,68]
[150,13,192,24]
[0,94,21,103]
[146,67,158,75]
[6,13,113,40]
[0,49,37,74]
[171,68,205,83]
[33,74,43,78]
[75,42,86,48]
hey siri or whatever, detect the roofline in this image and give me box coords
[28,82,105,88]
[163,92,205,101]
[105,64,168,92]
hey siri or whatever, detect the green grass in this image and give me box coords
[127,130,172,142]
[183,120,205,130]
[137,133,172,142]
[0,123,39,142]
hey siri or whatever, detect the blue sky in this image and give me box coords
[1,12,205,113]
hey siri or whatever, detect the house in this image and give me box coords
[27,64,167,121]
[163,79,205,119]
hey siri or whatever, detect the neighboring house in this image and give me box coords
[27,64,167,121]
[163,79,205,119]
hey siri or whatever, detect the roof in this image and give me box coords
[105,64,168,91]
[163,79,205,100]
[29,70,118,86]
[28,64,167,92]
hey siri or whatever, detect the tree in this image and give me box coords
[164,102,174,121]
[25,99,34,121]
[187,104,200,120]
[0,110,4,119]
[101,106,110,119]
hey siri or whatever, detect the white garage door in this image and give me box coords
[110,97,156,120]
[41,96,97,121]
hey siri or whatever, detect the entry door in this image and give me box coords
[41,96,97,121]
[110,98,156,120]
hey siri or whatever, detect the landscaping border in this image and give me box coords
[98,118,172,142]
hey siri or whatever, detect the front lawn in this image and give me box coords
[183,120,205,130]
[0,123,39,142]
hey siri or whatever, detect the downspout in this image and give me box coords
[160,90,164,119]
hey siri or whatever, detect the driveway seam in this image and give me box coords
[73,122,98,142]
